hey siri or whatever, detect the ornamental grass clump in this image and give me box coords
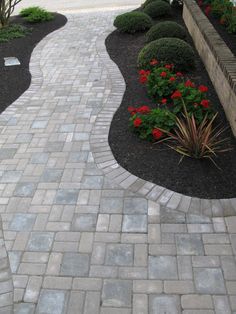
[146,21,187,42]
[113,12,153,33]
[0,23,30,42]
[163,103,231,168]
[143,0,171,18]
[137,37,195,71]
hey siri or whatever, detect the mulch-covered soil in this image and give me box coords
[0,13,67,112]
[106,7,236,199]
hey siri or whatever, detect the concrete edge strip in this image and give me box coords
[91,16,236,218]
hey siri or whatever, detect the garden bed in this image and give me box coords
[0,13,67,113]
[106,6,236,199]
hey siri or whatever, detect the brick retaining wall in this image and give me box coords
[183,0,236,136]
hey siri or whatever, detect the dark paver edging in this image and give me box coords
[183,0,236,136]
[91,25,236,218]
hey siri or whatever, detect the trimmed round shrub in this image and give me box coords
[137,37,195,71]
[146,21,187,42]
[143,1,171,18]
[142,0,169,8]
[113,12,153,33]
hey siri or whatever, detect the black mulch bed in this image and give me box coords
[0,13,67,112]
[199,5,236,56]
[106,7,236,199]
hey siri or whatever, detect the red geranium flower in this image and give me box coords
[160,71,167,78]
[165,64,172,69]
[169,76,176,82]
[139,76,148,84]
[198,0,203,7]
[161,98,167,104]
[150,59,158,65]
[128,106,136,113]
[133,117,142,127]
[171,90,182,99]
[201,99,210,108]
[152,128,163,140]
[176,72,183,77]
[138,106,150,114]
[139,69,146,75]
[198,85,208,92]
[205,5,211,16]
[185,80,195,88]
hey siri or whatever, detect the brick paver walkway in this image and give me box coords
[0,10,236,314]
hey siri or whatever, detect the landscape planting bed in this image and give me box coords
[106,7,236,199]
[0,13,67,113]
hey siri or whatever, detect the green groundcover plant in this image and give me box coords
[0,23,30,42]
[20,6,54,23]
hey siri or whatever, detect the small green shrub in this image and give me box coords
[114,12,153,33]
[0,24,30,43]
[143,0,171,18]
[146,21,187,42]
[138,37,195,71]
[20,6,54,23]
[142,0,169,8]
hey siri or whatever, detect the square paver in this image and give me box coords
[149,295,181,314]
[149,256,178,279]
[100,198,123,214]
[27,232,54,251]
[122,215,147,233]
[15,133,33,143]
[36,290,67,314]
[30,153,49,164]
[105,244,133,266]
[175,234,204,255]
[60,124,75,132]
[72,214,97,231]
[14,182,36,197]
[69,152,89,162]
[9,214,36,231]
[0,148,17,160]
[1,170,22,183]
[55,189,79,205]
[61,253,89,276]
[102,279,132,307]
[44,142,64,153]
[194,268,226,294]
[81,176,103,189]
[32,120,48,129]
[14,303,35,314]
[40,169,63,182]
[124,198,147,214]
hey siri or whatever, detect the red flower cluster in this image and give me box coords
[160,71,167,78]
[152,128,163,140]
[169,76,176,82]
[171,90,182,99]
[139,69,151,84]
[133,117,142,127]
[150,59,159,66]
[200,99,210,108]
[185,80,195,88]
[128,105,150,115]
[205,5,211,16]
[198,85,208,93]
[161,98,167,104]
[176,72,183,77]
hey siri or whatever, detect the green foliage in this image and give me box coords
[141,0,169,9]
[20,6,54,23]
[146,65,178,101]
[143,0,171,18]
[146,21,187,42]
[113,11,153,33]
[129,106,176,141]
[0,23,30,42]
[137,37,195,71]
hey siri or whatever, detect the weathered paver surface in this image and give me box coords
[0,9,236,314]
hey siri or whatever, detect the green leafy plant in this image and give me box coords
[113,11,153,33]
[142,0,169,9]
[20,6,54,23]
[146,21,187,42]
[128,105,176,141]
[0,0,22,28]
[0,23,30,42]
[143,0,171,18]
[137,37,195,71]
[163,103,231,167]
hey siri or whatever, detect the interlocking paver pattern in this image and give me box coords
[0,8,235,314]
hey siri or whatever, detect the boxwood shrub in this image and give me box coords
[113,12,153,33]
[137,37,195,71]
[143,1,171,18]
[142,0,169,8]
[146,21,187,42]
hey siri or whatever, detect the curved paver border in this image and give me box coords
[91,26,236,218]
